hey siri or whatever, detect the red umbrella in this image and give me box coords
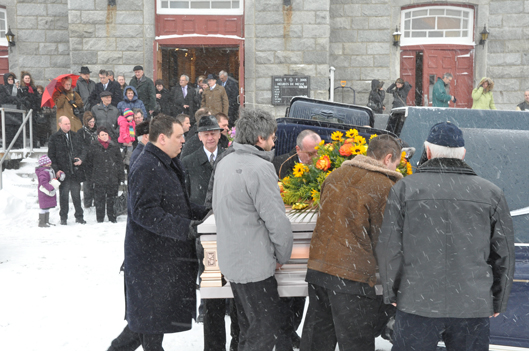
[41,73,80,108]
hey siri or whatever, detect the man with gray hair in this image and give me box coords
[432,73,455,107]
[219,70,239,127]
[377,122,515,351]
[212,108,293,351]
[516,89,529,111]
[173,74,196,122]
[273,129,322,179]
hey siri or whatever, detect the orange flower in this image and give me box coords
[339,143,353,156]
[315,155,331,171]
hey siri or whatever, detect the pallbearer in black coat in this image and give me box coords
[181,115,240,351]
[123,115,210,350]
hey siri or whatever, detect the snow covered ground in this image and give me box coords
[0,156,392,350]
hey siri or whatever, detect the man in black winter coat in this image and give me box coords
[219,71,239,127]
[181,115,239,351]
[172,75,196,122]
[377,122,515,351]
[88,69,122,108]
[48,116,86,225]
[120,116,209,351]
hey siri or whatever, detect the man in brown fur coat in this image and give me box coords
[301,134,403,351]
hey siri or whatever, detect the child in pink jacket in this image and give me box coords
[117,108,136,166]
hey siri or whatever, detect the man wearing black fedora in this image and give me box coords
[74,66,96,112]
[181,115,239,351]
[201,74,229,117]
[129,65,156,119]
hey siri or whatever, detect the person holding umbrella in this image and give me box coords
[52,76,83,132]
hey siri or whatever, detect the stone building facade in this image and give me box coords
[3,0,529,112]
[5,0,154,86]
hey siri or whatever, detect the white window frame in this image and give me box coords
[400,6,474,46]
[157,0,244,15]
[0,9,7,47]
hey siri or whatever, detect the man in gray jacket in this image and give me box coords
[212,108,293,351]
[91,91,119,140]
[377,122,515,351]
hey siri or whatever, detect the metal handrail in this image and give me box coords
[0,108,33,190]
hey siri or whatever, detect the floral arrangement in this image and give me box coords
[278,129,413,213]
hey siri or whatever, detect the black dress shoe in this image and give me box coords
[76,218,86,224]
[60,219,67,225]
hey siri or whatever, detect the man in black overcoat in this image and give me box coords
[219,70,239,127]
[172,74,196,123]
[181,115,239,351]
[48,116,87,225]
[88,69,123,108]
[180,113,230,160]
[122,115,210,350]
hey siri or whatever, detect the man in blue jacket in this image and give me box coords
[432,73,455,107]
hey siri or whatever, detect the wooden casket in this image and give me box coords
[198,212,383,299]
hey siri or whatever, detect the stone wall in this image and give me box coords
[67,0,155,83]
[7,0,155,87]
[483,0,529,110]
[245,0,331,117]
[330,0,393,108]
[8,0,70,86]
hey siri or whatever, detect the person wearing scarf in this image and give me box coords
[85,126,125,223]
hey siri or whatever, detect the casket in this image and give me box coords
[198,211,383,299]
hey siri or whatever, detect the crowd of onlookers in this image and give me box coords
[28,65,237,227]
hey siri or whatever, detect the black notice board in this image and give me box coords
[271,76,310,106]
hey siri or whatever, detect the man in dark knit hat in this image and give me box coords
[377,122,515,351]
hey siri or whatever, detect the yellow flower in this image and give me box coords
[331,131,344,142]
[282,176,290,184]
[318,140,325,146]
[356,136,366,145]
[292,163,309,178]
[346,129,359,138]
[292,203,309,210]
[351,144,368,155]
[311,189,319,201]
[406,162,413,175]
[369,134,378,140]
[325,170,332,178]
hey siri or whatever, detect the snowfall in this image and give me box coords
[0,153,393,351]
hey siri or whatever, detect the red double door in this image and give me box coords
[400,47,474,108]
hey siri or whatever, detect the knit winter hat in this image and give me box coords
[38,154,52,167]
[123,108,134,119]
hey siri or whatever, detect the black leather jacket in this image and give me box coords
[377,157,515,318]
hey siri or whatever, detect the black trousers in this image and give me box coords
[203,298,240,351]
[283,296,306,338]
[300,283,380,351]
[59,177,83,221]
[94,184,117,222]
[392,310,490,351]
[83,181,95,207]
[230,276,290,351]
[108,325,164,351]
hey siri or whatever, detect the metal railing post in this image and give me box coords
[1,109,5,151]
[0,108,34,190]
[22,112,27,151]
[28,110,33,152]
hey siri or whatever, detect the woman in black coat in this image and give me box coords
[386,78,412,109]
[85,126,125,223]
[77,112,98,208]
[19,71,41,147]
[367,79,386,114]
[154,79,173,116]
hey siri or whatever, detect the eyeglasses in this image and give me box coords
[272,135,277,142]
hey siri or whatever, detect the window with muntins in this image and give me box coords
[401,6,474,46]
[0,9,7,46]
[157,0,243,15]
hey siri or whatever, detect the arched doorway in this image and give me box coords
[399,5,475,108]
